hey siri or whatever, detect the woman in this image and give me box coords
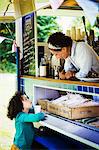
[48,32,99,79]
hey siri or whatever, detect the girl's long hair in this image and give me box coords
[7,91,24,120]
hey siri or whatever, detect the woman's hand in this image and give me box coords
[65,71,75,79]
[59,70,66,80]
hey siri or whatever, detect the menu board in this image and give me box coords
[21,12,35,75]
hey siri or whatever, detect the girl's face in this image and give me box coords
[21,95,32,110]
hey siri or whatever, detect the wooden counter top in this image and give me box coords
[21,75,99,87]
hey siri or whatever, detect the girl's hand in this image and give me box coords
[40,112,47,121]
[65,71,75,79]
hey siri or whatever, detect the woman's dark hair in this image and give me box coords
[48,32,72,49]
[7,91,24,120]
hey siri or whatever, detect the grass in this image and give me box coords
[0,104,15,150]
[0,130,12,150]
[0,73,16,150]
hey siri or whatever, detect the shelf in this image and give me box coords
[40,114,99,149]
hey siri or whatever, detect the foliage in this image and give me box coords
[0,22,16,73]
[72,17,84,29]
[0,59,16,73]
[72,16,99,37]
[0,23,15,38]
[37,16,62,42]
[0,17,61,73]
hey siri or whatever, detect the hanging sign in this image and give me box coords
[21,13,35,75]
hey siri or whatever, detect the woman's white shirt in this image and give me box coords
[64,41,99,78]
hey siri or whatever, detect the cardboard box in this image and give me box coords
[38,99,48,110]
[47,101,99,120]
[60,105,99,120]
[47,102,60,115]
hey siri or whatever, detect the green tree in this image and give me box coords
[0,23,16,73]
[37,16,62,42]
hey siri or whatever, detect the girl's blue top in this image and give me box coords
[14,110,44,150]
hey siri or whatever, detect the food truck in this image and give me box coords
[1,0,99,149]
[15,1,99,149]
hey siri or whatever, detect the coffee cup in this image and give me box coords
[34,105,41,114]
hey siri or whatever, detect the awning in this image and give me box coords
[0,0,98,24]
[0,0,49,21]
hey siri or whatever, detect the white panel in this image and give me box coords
[37,9,84,17]
[15,18,23,59]
[33,86,60,104]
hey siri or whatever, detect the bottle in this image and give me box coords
[44,54,49,77]
[71,26,76,40]
[53,65,58,79]
[89,29,94,47]
[81,31,85,40]
[39,58,47,77]
[76,28,81,41]
[48,55,52,77]
[66,29,71,37]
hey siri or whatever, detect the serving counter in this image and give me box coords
[15,5,99,149]
[20,75,99,97]
[19,75,99,149]
[40,113,99,149]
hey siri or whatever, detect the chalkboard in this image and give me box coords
[21,12,35,75]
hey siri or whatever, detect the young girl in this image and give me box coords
[7,91,45,150]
